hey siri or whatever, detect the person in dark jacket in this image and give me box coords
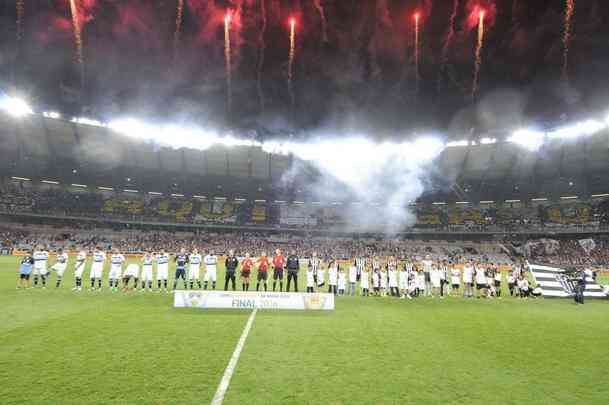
[224,249,239,291]
[286,251,300,292]
[574,268,586,305]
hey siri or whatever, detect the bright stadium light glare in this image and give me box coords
[0,96,33,117]
[446,140,469,147]
[43,111,61,119]
[479,137,496,145]
[72,117,105,127]
[547,119,605,140]
[411,137,446,160]
[508,129,545,151]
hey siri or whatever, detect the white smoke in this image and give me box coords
[264,136,445,233]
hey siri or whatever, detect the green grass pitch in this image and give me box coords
[1,255,609,404]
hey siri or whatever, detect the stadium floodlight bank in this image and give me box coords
[174,291,335,310]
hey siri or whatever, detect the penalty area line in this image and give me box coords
[211,308,258,405]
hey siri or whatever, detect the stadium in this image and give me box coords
[1,1,609,404]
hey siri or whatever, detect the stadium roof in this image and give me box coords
[2,110,609,204]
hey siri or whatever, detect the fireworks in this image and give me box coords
[173,0,184,62]
[224,12,232,115]
[16,0,25,43]
[472,10,485,100]
[257,0,267,111]
[313,0,328,43]
[562,0,575,81]
[288,17,296,110]
[414,12,420,95]
[68,0,85,89]
[438,0,459,92]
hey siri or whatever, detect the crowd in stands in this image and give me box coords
[3,180,609,233]
[2,222,608,268]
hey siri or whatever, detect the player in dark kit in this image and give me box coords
[224,249,239,291]
[173,248,189,291]
[286,251,300,292]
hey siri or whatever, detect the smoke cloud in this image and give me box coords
[270,136,445,234]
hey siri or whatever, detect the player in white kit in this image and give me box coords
[399,260,410,298]
[348,261,358,296]
[379,265,388,297]
[89,247,106,290]
[450,265,461,297]
[306,264,315,293]
[327,260,338,295]
[203,251,218,290]
[50,248,69,288]
[188,248,202,289]
[462,261,474,298]
[156,249,170,292]
[140,251,154,291]
[360,265,370,296]
[108,249,126,292]
[337,267,346,295]
[72,250,87,291]
[32,245,49,288]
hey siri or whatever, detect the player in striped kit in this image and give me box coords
[140,251,154,292]
[399,259,412,299]
[156,249,170,292]
[50,248,69,288]
[204,251,218,290]
[188,248,202,289]
[108,249,125,292]
[355,256,366,282]
[89,247,106,290]
[387,257,399,297]
[72,250,87,291]
[32,245,49,288]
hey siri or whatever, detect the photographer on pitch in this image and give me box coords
[286,250,300,292]
[574,267,587,305]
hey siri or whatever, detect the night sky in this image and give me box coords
[1,0,608,141]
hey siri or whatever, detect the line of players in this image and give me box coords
[16,247,537,298]
[17,246,294,293]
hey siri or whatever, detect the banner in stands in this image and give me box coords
[174,291,335,310]
[527,262,608,299]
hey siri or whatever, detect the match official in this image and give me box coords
[224,249,238,291]
[286,251,300,292]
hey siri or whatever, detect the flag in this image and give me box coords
[527,262,608,299]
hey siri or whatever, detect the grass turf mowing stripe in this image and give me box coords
[212,308,258,405]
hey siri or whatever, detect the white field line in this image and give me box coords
[211,309,258,405]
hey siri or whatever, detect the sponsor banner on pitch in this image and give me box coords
[174,291,335,310]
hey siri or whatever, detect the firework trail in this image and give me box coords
[288,18,296,111]
[257,0,267,111]
[224,12,232,115]
[414,13,420,95]
[313,0,328,42]
[173,0,184,62]
[16,0,25,43]
[562,0,575,81]
[69,0,85,89]
[471,10,485,101]
[438,0,459,92]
